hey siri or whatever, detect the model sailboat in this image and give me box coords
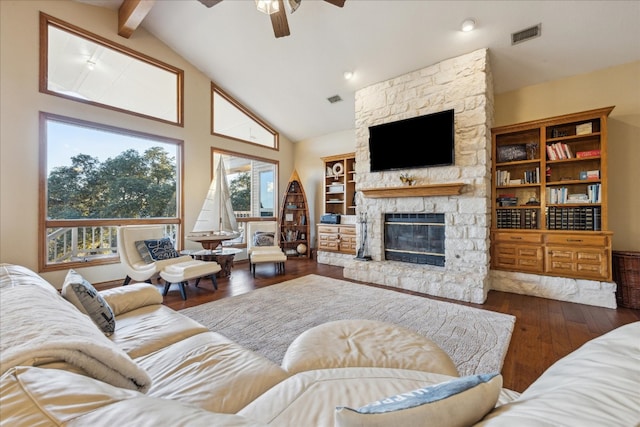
[187,158,241,250]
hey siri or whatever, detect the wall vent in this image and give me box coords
[327,95,342,104]
[511,24,542,45]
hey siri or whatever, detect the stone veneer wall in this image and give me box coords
[319,48,616,308]
[343,48,493,304]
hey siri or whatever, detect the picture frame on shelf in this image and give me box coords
[497,144,528,162]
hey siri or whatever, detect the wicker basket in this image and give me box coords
[612,251,640,309]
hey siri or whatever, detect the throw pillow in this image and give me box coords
[253,231,275,247]
[335,373,502,427]
[134,240,155,264]
[143,237,179,260]
[62,269,116,336]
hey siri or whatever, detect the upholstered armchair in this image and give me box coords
[246,221,287,277]
[117,225,221,299]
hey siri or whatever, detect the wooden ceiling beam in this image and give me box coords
[118,0,156,38]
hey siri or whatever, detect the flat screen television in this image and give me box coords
[368,109,454,172]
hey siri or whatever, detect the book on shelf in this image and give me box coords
[546,142,574,160]
[548,187,569,204]
[576,122,593,135]
[587,183,601,203]
[522,167,540,184]
[546,206,601,231]
[496,208,538,229]
[576,149,601,158]
[586,170,600,180]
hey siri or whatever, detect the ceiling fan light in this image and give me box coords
[461,18,476,32]
[288,0,301,13]
[256,0,280,15]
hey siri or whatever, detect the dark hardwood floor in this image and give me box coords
[109,258,640,393]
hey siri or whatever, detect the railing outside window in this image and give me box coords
[46,224,177,265]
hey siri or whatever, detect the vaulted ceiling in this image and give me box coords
[81,0,640,142]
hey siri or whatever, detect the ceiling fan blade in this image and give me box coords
[197,0,222,7]
[271,0,290,38]
[324,0,345,7]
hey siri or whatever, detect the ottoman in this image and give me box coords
[281,319,459,376]
[250,250,287,277]
[160,259,221,300]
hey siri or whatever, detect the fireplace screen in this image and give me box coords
[384,213,445,266]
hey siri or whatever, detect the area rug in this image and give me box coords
[180,275,515,376]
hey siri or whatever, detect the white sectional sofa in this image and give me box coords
[1,263,638,426]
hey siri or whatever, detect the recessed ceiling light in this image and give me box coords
[343,71,354,80]
[461,18,476,32]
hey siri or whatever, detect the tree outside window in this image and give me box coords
[40,113,182,271]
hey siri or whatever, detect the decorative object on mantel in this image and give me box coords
[361,182,464,198]
[399,173,416,186]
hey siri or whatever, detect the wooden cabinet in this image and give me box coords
[321,153,356,216]
[492,231,544,273]
[545,233,610,280]
[491,107,614,281]
[317,225,356,255]
[279,170,310,258]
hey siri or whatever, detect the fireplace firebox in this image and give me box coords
[384,213,445,266]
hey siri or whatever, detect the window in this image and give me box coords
[212,84,278,150]
[40,13,184,126]
[40,112,183,271]
[211,149,278,220]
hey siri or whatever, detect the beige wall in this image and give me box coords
[0,0,294,286]
[495,61,640,251]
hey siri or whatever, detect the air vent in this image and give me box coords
[327,95,342,104]
[511,24,541,45]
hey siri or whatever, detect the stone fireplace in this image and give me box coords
[338,48,493,304]
[317,47,615,308]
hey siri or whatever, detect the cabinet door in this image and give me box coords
[318,233,339,251]
[545,245,609,280]
[493,242,543,272]
[338,226,356,254]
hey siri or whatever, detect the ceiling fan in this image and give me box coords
[197,0,346,38]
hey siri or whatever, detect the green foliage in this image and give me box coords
[47,147,176,219]
[229,172,251,212]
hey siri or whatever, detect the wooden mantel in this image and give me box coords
[360,183,464,198]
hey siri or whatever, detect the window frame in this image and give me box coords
[211,83,279,150]
[210,147,279,223]
[39,12,184,127]
[39,112,184,272]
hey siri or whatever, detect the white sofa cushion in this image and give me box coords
[476,321,640,426]
[0,366,267,427]
[100,282,164,316]
[239,367,466,426]
[136,331,290,414]
[109,304,209,359]
[335,373,502,427]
